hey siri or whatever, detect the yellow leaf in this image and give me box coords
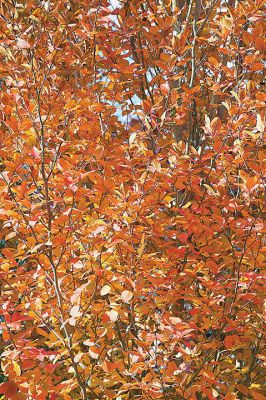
[0,46,8,56]
[203,184,219,197]
[137,233,146,259]
[13,361,21,376]
[249,384,261,389]
[28,310,39,320]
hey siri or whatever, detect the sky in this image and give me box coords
[110,0,121,9]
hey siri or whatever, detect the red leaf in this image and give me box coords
[0,382,18,398]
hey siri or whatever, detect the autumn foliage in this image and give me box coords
[0,0,265,399]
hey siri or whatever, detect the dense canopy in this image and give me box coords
[0,0,265,399]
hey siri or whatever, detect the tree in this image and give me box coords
[0,0,265,399]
